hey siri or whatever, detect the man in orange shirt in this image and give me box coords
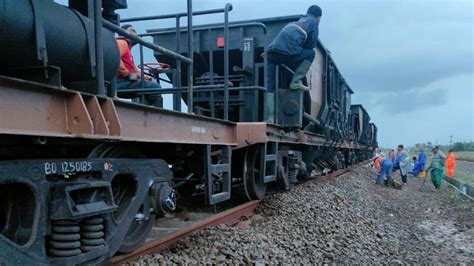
[374,156,382,173]
[375,153,393,185]
[446,150,457,177]
[116,24,162,106]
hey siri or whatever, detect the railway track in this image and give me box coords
[109,200,260,265]
[458,158,474,163]
[108,163,363,265]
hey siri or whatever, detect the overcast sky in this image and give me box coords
[58,0,474,149]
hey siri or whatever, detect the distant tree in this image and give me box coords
[467,142,474,151]
[451,142,465,152]
[426,142,433,149]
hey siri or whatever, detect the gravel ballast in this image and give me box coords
[138,164,474,264]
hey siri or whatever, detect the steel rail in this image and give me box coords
[304,160,370,186]
[109,200,260,265]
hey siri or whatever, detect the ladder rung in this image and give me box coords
[264,175,276,183]
[210,164,230,174]
[210,192,231,204]
[265,154,277,161]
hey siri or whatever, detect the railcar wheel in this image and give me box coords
[88,144,154,253]
[243,145,267,200]
[117,200,154,253]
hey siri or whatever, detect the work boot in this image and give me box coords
[289,60,312,91]
[264,92,275,123]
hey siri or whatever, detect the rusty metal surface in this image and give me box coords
[0,76,236,145]
[109,200,260,265]
[235,122,268,148]
[113,100,236,145]
[235,122,365,149]
[83,96,110,135]
[99,97,122,136]
[0,76,92,137]
[0,76,367,149]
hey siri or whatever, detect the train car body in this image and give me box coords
[369,123,379,149]
[149,15,353,142]
[0,1,377,264]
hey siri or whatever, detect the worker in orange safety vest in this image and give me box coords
[446,150,457,177]
[374,155,382,173]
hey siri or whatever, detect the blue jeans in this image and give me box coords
[376,160,393,184]
[116,79,162,106]
[266,49,315,92]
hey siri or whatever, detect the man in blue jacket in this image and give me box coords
[411,146,427,177]
[395,144,410,184]
[266,5,322,92]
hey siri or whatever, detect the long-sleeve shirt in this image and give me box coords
[430,151,447,170]
[374,157,382,173]
[117,39,139,79]
[396,149,410,175]
[446,152,456,177]
[446,153,456,169]
[395,149,409,166]
[267,14,319,55]
[417,151,427,167]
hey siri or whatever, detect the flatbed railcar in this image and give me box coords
[0,1,377,264]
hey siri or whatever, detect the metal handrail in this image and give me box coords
[120,6,233,23]
[102,20,192,64]
[223,3,230,120]
[142,22,267,36]
[116,3,233,116]
[117,86,266,96]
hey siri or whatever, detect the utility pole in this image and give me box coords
[449,134,453,147]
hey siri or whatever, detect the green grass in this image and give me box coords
[454,172,474,187]
[456,151,474,161]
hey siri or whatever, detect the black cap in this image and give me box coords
[398,144,404,149]
[307,5,322,17]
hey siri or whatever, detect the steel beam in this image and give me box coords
[0,76,235,145]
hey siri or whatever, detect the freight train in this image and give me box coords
[0,1,377,264]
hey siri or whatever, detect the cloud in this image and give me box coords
[366,73,473,148]
[376,87,448,114]
[321,1,473,94]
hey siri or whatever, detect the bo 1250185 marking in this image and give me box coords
[44,161,93,175]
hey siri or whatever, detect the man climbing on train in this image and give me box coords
[116,24,162,106]
[266,5,321,92]
[264,5,322,121]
